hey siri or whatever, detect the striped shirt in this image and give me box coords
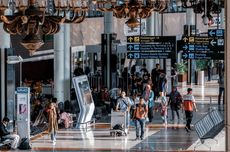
[183,94,195,111]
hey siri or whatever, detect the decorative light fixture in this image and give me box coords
[95,0,168,28]
[181,0,224,25]
[0,0,88,55]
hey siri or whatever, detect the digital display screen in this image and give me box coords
[78,81,93,105]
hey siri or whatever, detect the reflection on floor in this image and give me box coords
[5,82,225,152]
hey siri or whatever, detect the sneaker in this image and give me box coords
[185,126,190,132]
[135,137,140,140]
[52,141,56,145]
[188,128,194,131]
[140,137,143,140]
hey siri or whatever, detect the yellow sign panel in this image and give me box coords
[189,37,194,43]
[134,37,140,43]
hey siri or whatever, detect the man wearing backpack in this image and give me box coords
[133,97,148,140]
[0,117,20,149]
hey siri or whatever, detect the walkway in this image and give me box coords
[5,81,225,151]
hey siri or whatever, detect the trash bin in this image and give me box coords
[196,71,204,85]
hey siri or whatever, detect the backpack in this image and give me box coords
[18,138,31,150]
[113,124,123,130]
[132,104,147,119]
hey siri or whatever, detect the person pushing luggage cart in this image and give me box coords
[110,91,131,136]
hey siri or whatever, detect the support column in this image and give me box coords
[225,2,230,152]
[155,12,162,68]
[54,25,65,103]
[104,10,114,34]
[0,23,10,119]
[64,24,71,101]
[186,8,195,25]
[146,14,154,72]
[101,10,115,89]
[220,8,225,29]
[185,8,196,84]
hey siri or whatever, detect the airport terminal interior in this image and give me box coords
[0,0,229,151]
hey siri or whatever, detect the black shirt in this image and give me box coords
[0,122,10,137]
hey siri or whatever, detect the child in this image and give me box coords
[159,92,168,127]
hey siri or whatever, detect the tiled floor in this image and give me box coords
[4,81,226,152]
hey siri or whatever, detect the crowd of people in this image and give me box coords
[0,60,224,149]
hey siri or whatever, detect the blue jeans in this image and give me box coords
[218,87,224,105]
[51,131,56,141]
[135,118,145,138]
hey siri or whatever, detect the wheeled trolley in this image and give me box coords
[110,111,129,137]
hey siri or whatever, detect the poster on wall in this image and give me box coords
[72,75,95,129]
[17,87,30,139]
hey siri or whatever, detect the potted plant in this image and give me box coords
[175,61,188,84]
[196,60,207,85]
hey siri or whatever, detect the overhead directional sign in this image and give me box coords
[182,52,224,60]
[179,33,224,60]
[127,36,176,59]
[181,36,224,52]
[208,29,224,37]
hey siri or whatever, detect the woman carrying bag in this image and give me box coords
[47,102,58,145]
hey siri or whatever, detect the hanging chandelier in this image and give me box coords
[181,0,224,25]
[95,0,168,29]
[0,0,88,55]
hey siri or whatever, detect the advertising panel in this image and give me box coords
[17,87,30,139]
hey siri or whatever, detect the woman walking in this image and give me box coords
[142,84,154,123]
[47,102,58,145]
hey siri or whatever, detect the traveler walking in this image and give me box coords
[133,97,148,140]
[142,84,154,122]
[168,87,182,124]
[47,102,58,145]
[182,88,198,132]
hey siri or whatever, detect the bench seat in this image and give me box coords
[194,110,224,145]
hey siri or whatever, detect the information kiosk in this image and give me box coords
[72,75,95,129]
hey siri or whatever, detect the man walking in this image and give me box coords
[182,88,197,132]
[133,97,148,140]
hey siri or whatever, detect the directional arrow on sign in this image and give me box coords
[182,53,188,59]
[127,37,134,42]
[183,37,189,43]
[127,44,134,50]
[209,30,215,37]
[127,53,134,58]
[210,39,217,46]
[183,45,188,50]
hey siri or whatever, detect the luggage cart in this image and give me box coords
[110,110,129,137]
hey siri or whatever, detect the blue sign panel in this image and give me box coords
[17,87,29,94]
[208,29,224,37]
